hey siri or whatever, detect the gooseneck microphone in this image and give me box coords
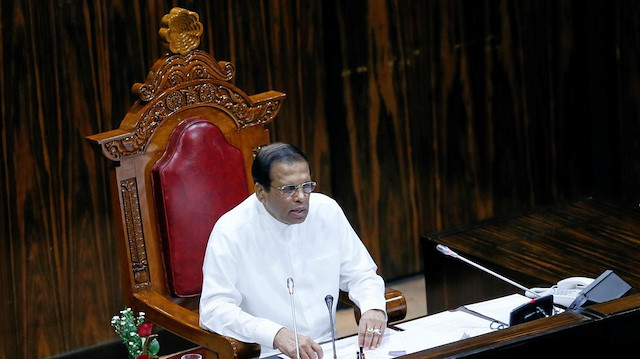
[324,295,338,359]
[287,278,301,359]
[436,244,539,297]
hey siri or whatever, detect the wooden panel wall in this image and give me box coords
[323,0,640,277]
[1,0,639,357]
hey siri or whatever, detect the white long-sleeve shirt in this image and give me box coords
[199,193,385,357]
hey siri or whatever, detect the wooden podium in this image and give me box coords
[416,197,640,357]
[403,294,640,358]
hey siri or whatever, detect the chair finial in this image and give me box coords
[159,7,204,55]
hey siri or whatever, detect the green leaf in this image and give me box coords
[148,338,160,355]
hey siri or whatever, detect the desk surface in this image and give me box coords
[403,293,640,358]
[423,197,640,314]
[428,197,640,287]
[417,198,640,357]
[165,294,640,359]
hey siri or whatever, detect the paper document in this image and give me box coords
[319,329,405,359]
[394,310,494,354]
[277,294,539,359]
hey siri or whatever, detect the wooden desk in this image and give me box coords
[168,294,640,358]
[422,197,640,314]
[404,293,640,358]
[410,198,640,357]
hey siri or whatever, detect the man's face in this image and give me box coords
[255,160,312,225]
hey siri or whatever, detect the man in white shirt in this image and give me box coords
[199,142,387,359]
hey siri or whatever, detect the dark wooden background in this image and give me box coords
[2,0,639,357]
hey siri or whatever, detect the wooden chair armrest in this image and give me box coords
[339,287,407,325]
[384,287,408,323]
[133,290,261,359]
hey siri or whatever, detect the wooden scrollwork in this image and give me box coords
[120,178,150,288]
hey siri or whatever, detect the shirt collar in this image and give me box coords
[254,194,291,233]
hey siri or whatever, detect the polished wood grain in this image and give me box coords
[401,294,640,358]
[2,0,640,357]
[322,0,636,278]
[423,197,640,313]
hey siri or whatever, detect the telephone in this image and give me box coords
[525,277,595,308]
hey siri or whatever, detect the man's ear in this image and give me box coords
[254,182,266,203]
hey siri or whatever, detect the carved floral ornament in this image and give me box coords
[159,7,203,55]
[133,50,236,103]
[101,82,283,161]
[97,7,284,162]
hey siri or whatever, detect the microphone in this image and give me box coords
[435,244,540,297]
[324,295,338,359]
[287,278,301,359]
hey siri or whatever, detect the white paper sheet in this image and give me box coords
[278,294,539,359]
[393,310,494,354]
[463,293,532,325]
[319,328,403,359]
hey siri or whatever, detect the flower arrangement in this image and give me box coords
[111,307,160,359]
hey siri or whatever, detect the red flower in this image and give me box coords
[136,355,150,359]
[138,322,153,337]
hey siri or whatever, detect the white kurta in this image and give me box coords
[199,193,386,357]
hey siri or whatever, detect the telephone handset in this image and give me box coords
[525,277,595,308]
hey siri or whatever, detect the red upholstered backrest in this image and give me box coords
[152,117,250,297]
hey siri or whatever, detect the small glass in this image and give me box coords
[180,354,202,359]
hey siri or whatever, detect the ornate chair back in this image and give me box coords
[87,7,285,358]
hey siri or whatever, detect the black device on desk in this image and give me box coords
[567,270,632,310]
[511,270,631,325]
[435,245,634,326]
[509,295,554,326]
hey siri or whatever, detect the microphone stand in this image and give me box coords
[324,295,338,359]
[436,244,539,296]
[287,278,301,359]
[436,244,564,322]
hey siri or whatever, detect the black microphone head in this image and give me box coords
[325,294,333,309]
[287,277,294,294]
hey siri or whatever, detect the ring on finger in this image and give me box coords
[372,328,382,335]
[366,327,375,334]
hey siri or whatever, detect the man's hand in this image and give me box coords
[357,309,387,349]
[274,327,323,359]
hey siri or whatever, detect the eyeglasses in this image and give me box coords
[272,181,317,197]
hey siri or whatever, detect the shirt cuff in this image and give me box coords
[355,298,387,320]
[253,320,284,349]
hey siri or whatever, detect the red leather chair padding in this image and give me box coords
[152,117,249,297]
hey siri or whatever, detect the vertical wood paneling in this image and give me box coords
[614,0,640,201]
[2,0,640,357]
[321,0,631,280]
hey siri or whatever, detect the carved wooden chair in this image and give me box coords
[87,8,405,359]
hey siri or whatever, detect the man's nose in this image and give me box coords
[292,187,306,201]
